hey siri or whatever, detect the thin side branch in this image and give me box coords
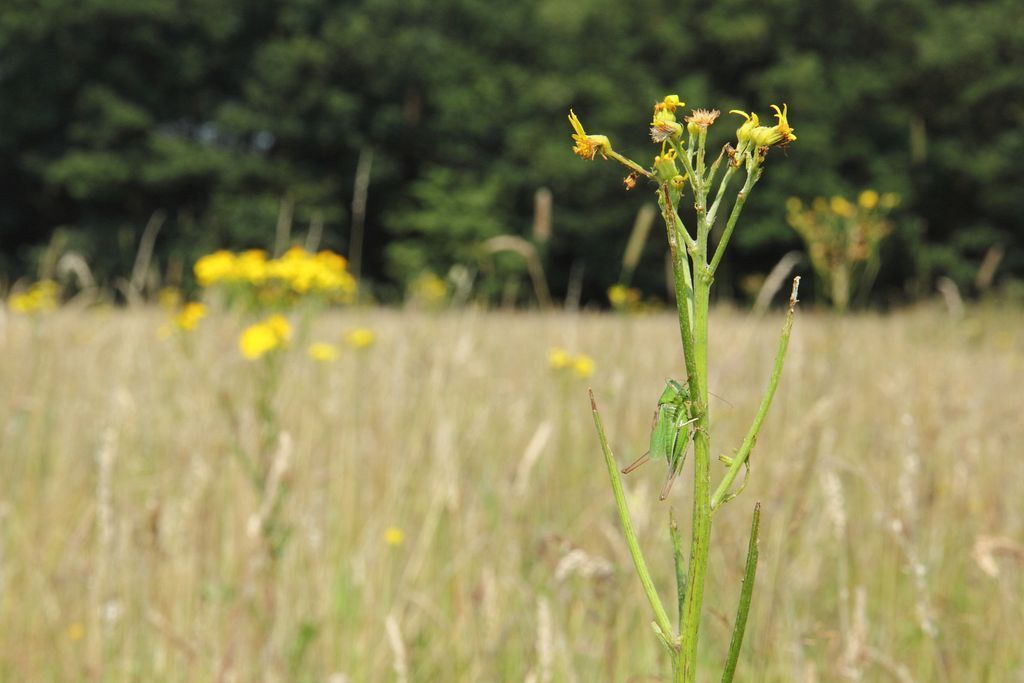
[721,502,761,683]
[711,277,800,509]
[709,168,759,276]
[589,390,676,645]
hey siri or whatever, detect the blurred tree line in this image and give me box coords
[1,0,1022,305]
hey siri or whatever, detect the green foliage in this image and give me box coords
[1,0,1021,301]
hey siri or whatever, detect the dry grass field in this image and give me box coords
[1,304,1022,681]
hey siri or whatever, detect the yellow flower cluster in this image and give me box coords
[304,327,376,362]
[8,280,59,314]
[174,302,207,331]
[239,314,292,360]
[307,342,340,362]
[345,328,376,349]
[194,247,357,304]
[608,283,642,312]
[786,190,898,310]
[730,104,797,148]
[407,271,449,307]
[384,526,405,547]
[548,347,595,378]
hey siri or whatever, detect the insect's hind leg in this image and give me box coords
[621,451,650,475]
[659,427,696,500]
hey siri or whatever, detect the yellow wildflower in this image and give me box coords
[573,354,595,379]
[730,110,760,144]
[830,196,855,217]
[881,192,900,209]
[786,197,803,214]
[8,280,59,314]
[653,148,679,182]
[265,314,292,341]
[384,526,405,546]
[235,249,268,284]
[67,623,85,642]
[239,324,279,360]
[345,327,376,349]
[770,104,797,145]
[858,189,879,210]
[548,347,571,370]
[654,95,684,113]
[608,284,641,310]
[307,342,340,362]
[174,302,207,331]
[239,314,291,360]
[608,284,629,307]
[194,250,237,286]
[409,272,448,305]
[157,287,181,310]
[568,109,611,161]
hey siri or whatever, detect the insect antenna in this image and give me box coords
[708,390,733,408]
[621,451,650,475]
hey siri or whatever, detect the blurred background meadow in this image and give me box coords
[2,0,1024,681]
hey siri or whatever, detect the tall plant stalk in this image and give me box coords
[572,97,801,681]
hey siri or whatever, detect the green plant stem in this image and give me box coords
[669,509,688,631]
[706,162,738,228]
[709,168,759,276]
[659,186,697,332]
[721,503,761,683]
[589,390,675,644]
[711,277,800,509]
[679,276,712,683]
[670,140,701,198]
[607,150,653,178]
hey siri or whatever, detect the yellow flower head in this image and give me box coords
[307,342,340,362]
[158,287,182,311]
[654,95,684,113]
[194,250,237,287]
[174,302,207,331]
[345,327,376,349]
[572,354,595,379]
[730,110,760,144]
[8,280,59,314]
[239,314,292,360]
[384,526,405,546]
[239,324,280,360]
[409,271,449,305]
[650,118,683,143]
[607,284,629,307]
[265,314,292,341]
[858,189,879,210]
[568,109,611,161]
[236,249,269,285]
[653,148,679,182]
[548,347,571,370]
[785,197,803,214]
[608,284,641,310]
[830,196,855,217]
[67,623,85,642]
[770,104,797,145]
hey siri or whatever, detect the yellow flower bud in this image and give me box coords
[653,149,679,182]
[730,110,759,144]
[858,189,879,210]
